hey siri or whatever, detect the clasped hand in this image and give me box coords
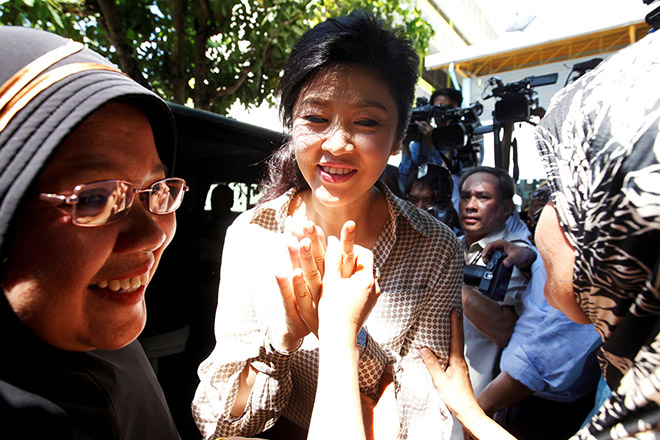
[274,220,379,350]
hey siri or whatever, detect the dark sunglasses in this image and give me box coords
[39,177,188,226]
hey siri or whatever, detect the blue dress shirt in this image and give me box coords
[500,253,602,402]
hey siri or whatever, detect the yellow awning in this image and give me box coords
[427,21,651,78]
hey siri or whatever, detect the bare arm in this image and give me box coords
[536,204,591,324]
[420,311,517,440]
[461,285,517,348]
[308,233,380,440]
[476,371,533,417]
[230,365,257,417]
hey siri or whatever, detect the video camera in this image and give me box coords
[483,73,558,123]
[645,0,660,29]
[564,58,602,86]
[431,102,484,150]
[403,74,558,172]
[403,97,430,144]
[463,249,512,302]
[404,100,484,173]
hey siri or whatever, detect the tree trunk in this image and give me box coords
[171,0,186,104]
[94,0,149,88]
[192,0,211,110]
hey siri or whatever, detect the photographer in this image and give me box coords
[398,88,462,186]
[453,166,533,438]
[405,163,461,233]
[452,165,601,440]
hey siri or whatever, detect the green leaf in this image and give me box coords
[8,0,433,114]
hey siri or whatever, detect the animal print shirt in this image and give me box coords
[535,29,660,439]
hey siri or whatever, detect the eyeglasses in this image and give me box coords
[39,177,188,227]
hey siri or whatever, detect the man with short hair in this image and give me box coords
[457,166,531,400]
[449,166,532,439]
[455,166,601,440]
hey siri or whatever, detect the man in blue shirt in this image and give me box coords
[476,240,602,440]
[456,166,601,440]
[398,88,463,187]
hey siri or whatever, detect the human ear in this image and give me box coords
[390,138,402,156]
[504,199,514,216]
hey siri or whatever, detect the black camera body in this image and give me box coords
[403,102,484,173]
[463,249,512,302]
[431,102,483,151]
[485,73,558,123]
[403,97,431,144]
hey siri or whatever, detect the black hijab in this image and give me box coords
[0,25,176,255]
[0,26,181,439]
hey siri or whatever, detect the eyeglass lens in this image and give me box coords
[147,179,186,215]
[73,179,185,226]
[75,181,133,225]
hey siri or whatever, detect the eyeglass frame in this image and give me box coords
[39,177,188,227]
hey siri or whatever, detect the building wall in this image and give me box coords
[456,53,611,180]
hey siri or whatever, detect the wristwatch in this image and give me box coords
[356,327,368,358]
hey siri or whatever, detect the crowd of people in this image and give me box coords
[1,5,659,440]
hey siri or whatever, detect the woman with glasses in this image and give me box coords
[0,26,186,439]
[193,11,463,440]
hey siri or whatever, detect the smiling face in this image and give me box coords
[1,103,176,351]
[291,63,399,210]
[459,172,512,246]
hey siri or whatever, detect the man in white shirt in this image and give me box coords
[452,166,531,439]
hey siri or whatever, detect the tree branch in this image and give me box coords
[213,64,255,98]
[210,8,304,104]
[93,0,149,88]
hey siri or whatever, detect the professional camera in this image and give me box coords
[434,102,484,172]
[564,58,602,86]
[646,0,660,29]
[431,102,484,150]
[403,100,485,173]
[403,97,431,144]
[483,73,558,123]
[463,249,512,302]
